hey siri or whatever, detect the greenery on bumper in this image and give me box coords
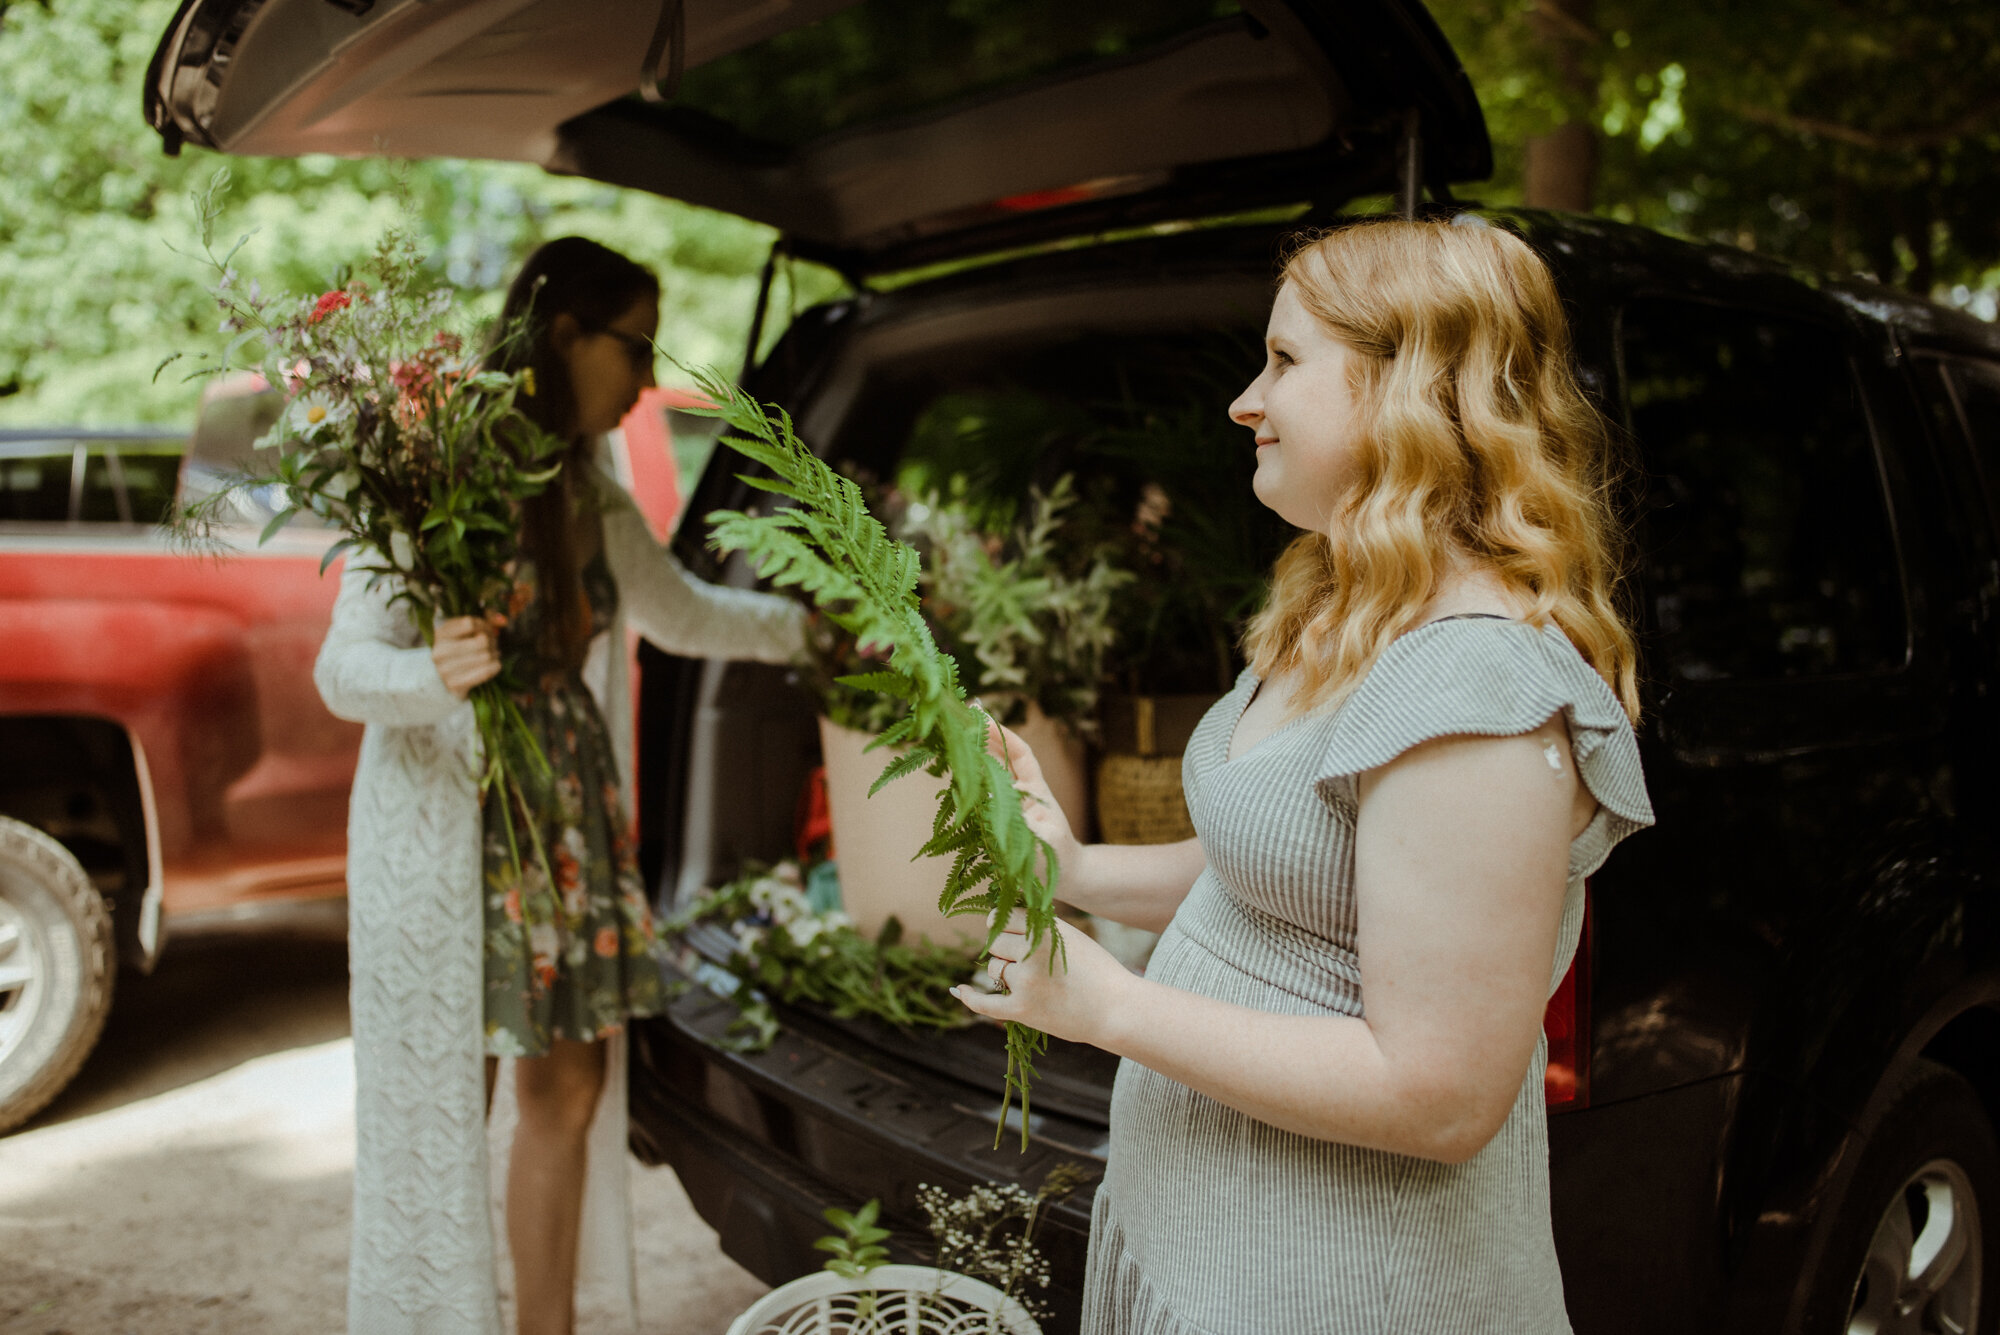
[666,862,974,1052]
[691,366,1062,1149]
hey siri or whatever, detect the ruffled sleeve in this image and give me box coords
[1313,620,1654,880]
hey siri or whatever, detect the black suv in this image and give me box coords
[149,2,2000,1331]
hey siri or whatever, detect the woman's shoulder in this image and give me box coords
[1352,614,1626,733]
[1314,616,1652,834]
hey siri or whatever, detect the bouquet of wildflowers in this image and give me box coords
[170,173,566,870]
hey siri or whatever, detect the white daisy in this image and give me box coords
[286,389,349,439]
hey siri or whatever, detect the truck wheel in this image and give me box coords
[0,816,113,1134]
[1812,1059,1997,1335]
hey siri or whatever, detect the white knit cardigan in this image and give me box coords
[315,472,802,1335]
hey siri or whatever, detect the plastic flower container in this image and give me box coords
[725,1264,1040,1335]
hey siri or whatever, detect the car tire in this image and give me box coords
[0,816,114,1134]
[1807,1058,1998,1335]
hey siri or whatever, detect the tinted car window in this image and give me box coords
[674,0,1244,148]
[77,444,183,525]
[1622,300,1906,680]
[0,449,76,522]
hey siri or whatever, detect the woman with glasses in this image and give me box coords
[317,237,805,1335]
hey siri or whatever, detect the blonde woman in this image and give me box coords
[957,219,1655,1333]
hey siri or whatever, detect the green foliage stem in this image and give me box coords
[690,367,1061,1149]
[814,1199,893,1281]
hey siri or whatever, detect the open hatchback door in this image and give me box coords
[146,0,1490,277]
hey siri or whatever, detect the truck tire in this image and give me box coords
[0,816,114,1134]
[1808,1058,1998,1335]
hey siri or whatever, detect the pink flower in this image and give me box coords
[390,360,434,396]
[308,290,352,325]
[594,927,620,958]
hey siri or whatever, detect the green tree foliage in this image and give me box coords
[1431,0,2000,307]
[0,0,814,427]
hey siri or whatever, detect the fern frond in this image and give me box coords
[697,364,1061,1150]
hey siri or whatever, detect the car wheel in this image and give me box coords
[1813,1059,1998,1335]
[0,816,114,1134]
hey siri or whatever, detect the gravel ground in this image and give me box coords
[0,928,767,1335]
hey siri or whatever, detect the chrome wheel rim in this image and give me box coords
[0,894,49,1070]
[1848,1158,1983,1335]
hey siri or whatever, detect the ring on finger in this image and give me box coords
[993,958,1011,992]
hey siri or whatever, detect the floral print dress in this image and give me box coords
[480,539,668,1057]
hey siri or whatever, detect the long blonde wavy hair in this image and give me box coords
[1242,219,1640,722]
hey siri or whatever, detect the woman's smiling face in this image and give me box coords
[1229,280,1370,532]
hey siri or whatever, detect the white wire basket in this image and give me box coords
[724,1264,1041,1335]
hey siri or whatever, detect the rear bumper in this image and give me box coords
[629,959,1103,1334]
[633,964,1767,1335]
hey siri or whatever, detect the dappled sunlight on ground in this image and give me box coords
[0,932,765,1334]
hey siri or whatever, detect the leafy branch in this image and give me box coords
[814,1199,893,1280]
[689,366,1061,1148]
[667,861,976,1051]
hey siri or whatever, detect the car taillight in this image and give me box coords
[1543,885,1592,1110]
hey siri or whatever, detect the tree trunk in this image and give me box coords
[1525,123,1598,213]
[1523,0,1599,213]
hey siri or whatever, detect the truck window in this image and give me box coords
[1621,300,1907,681]
[77,444,184,525]
[0,447,77,522]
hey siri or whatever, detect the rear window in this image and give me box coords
[0,439,184,525]
[672,0,1244,148]
[79,444,183,524]
[0,449,74,522]
[1621,299,1908,681]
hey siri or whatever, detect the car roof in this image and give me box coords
[146,0,1491,277]
[806,205,2000,366]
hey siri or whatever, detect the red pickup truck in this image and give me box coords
[0,381,691,1131]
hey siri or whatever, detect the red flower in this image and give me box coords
[308,290,352,325]
[390,360,435,395]
[432,330,463,354]
[594,926,620,958]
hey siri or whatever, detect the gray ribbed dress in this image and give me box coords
[1080,618,1655,1335]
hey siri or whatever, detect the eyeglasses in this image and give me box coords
[599,327,656,372]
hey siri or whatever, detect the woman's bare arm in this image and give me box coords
[993,725,1204,931]
[1050,838,1207,932]
[965,717,1581,1163]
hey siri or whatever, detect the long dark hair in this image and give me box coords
[486,238,658,666]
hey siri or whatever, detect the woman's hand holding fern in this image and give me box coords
[955,909,1137,1047]
[989,722,1094,898]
